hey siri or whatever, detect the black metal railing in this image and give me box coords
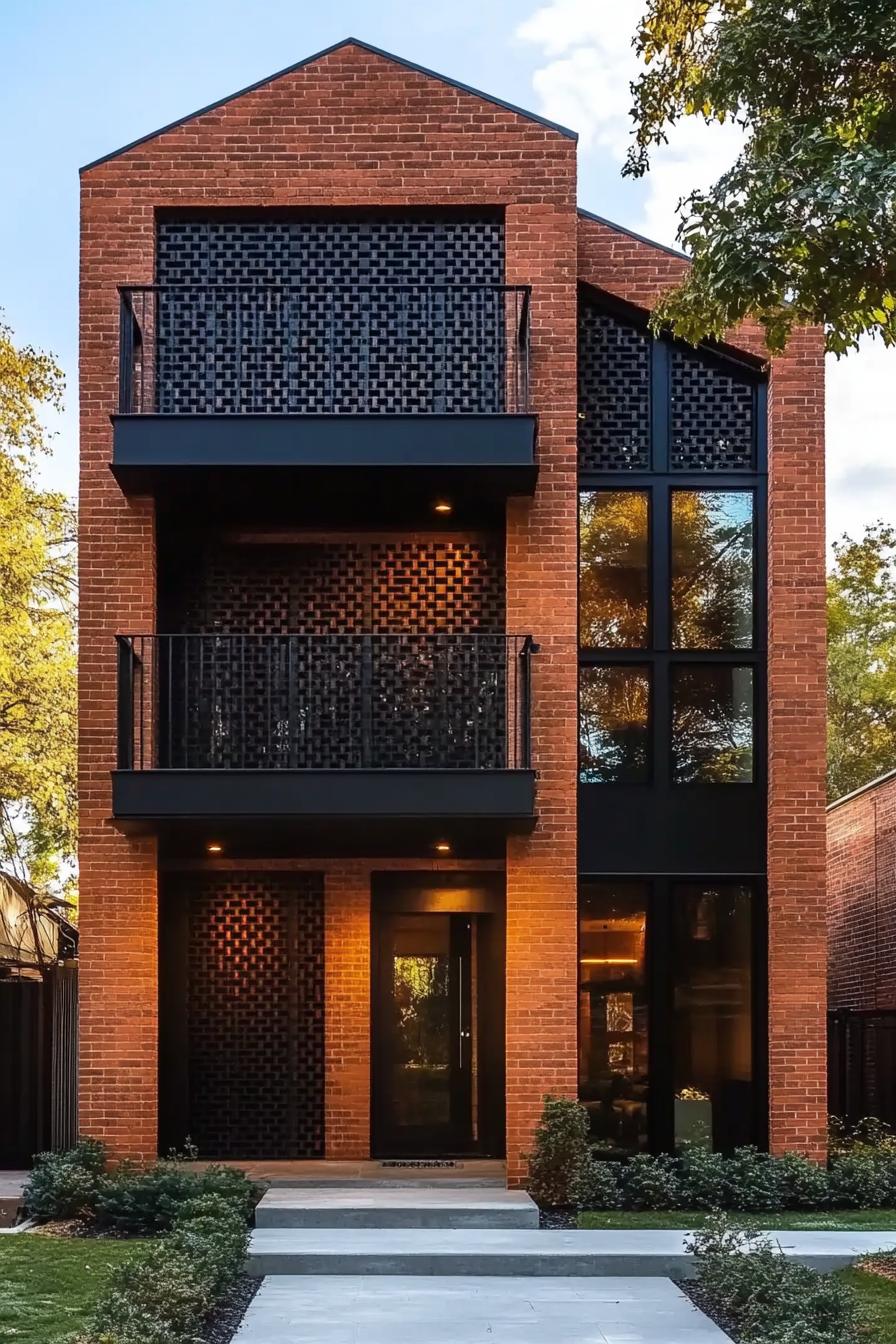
[118,284,531,416]
[117,633,535,772]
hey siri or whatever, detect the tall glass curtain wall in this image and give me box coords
[576,293,767,1154]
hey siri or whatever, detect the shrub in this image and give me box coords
[689,1213,866,1344]
[526,1096,592,1207]
[24,1138,108,1220]
[621,1154,681,1210]
[829,1149,892,1209]
[568,1158,622,1210]
[95,1159,262,1235]
[773,1151,831,1210]
[724,1147,785,1213]
[72,1190,249,1344]
[677,1147,731,1210]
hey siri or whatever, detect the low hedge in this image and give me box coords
[688,1214,868,1344]
[23,1139,263,1234]
[529,1097,896,1211]
[70,1193,250,1344]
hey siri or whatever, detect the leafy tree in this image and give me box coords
[827,523,896,799]
[626,0,896,353]
[0,313,75,887]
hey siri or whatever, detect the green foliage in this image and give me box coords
[827,525,896,800]
[622,1153,682,1210]
[568,1157,623,1211]
[525,1096,592,1206]
[689,1213,867,1343]
[625,0,896,354]
[829,1150,895,1209]
[774,1150,832,1210]
[95,1161,263,1236]
[677,1147,731,1209]
[724,1147,785,1213]
[0,313,74,888]
[23,1139,107,1220]
[71,1193,249,1344]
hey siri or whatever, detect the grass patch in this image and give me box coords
[838,1266,896,1338]
[578,1209,896,1231]
[0,1233,150,1343]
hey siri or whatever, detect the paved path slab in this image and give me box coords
[247,1226,896,1277]
[255,1186,538,1229]
[233,1275,730,1343]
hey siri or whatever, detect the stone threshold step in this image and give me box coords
[247,1227,896,1279]
[255,1188,539,1229]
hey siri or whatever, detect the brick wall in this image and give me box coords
[577,213,828,1158]
[828,773,896,1011]
[80,40,579,1164]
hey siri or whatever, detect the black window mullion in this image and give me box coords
[648,877,674,1154]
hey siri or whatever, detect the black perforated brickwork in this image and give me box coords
[177,873,324,1160]
[670,346,755,471]
[154,216,506,414]
[577,300,651,471]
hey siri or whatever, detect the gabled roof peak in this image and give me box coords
[80,36,576,173]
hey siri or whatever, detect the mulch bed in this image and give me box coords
[200,1274,260,1344]
[678,1279,737,1340]
[539,1207,577,1229]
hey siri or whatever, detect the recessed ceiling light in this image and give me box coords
[434,500,453,515]
[206,842,223,854]
[434,841,451,854]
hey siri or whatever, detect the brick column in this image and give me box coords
[504,201,580,1187]
[324,864,371,1158]
[767,330,828,1157]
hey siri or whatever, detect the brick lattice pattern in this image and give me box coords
[176,872,324,1159]
[670,345,755,471]
[154,217,505,414]
[577,299,651,471]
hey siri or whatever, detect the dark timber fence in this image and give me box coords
[828,1008,896,1129]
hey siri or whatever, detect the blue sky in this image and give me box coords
[2,0,893,539]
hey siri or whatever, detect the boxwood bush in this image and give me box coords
[527,1098,896,1211]
[71,1192,250,1344]
[688,1214,867,1344]
[23,1136,263,1234]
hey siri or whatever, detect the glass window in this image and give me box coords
[580,665,650,783]
[671,665,753,783]
[672,883,754,1152]
[579,882,649,1153]
[580,491,649,648]
[671,491,754,650]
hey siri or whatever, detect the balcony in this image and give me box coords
[112,633,537,843]
[111,284,537,502]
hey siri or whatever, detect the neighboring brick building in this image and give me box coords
[78,38,827,1181]
[828,771,896,1010]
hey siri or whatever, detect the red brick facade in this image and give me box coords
[79,41,826,1172]
[828,772,896,1012]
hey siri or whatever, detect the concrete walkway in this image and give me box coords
[234,1275,730,1343]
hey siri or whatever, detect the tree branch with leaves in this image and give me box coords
[626,0,896,353]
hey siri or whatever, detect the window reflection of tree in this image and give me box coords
[672,666,754,782]
[579,492,649,648]
[672,492,753,650]
[579,666,650,782]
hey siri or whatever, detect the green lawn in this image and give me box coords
[0,1234,149,1343]
[838,1266,896,1338]
[578,1209,896,1231]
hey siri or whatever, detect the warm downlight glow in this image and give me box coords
[206,842,223,854]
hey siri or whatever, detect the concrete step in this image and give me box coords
[246,1227,896,1278]
[255,1187,539,1229]
[234,1275,732,1342]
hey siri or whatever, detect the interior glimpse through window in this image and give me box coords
[671,491,754,650]
[578,881,649,1154]
[672,883,754,1152]
[579,665,650,783]
[579,491,649,648]
[671,665,754,783]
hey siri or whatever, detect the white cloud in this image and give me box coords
[517,0,896,545]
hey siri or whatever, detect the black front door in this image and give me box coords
[372,911,474,1156]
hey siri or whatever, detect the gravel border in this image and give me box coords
[538,1207,577,1229]
[678,1280,737,1340]
[200,1274,260,1344]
